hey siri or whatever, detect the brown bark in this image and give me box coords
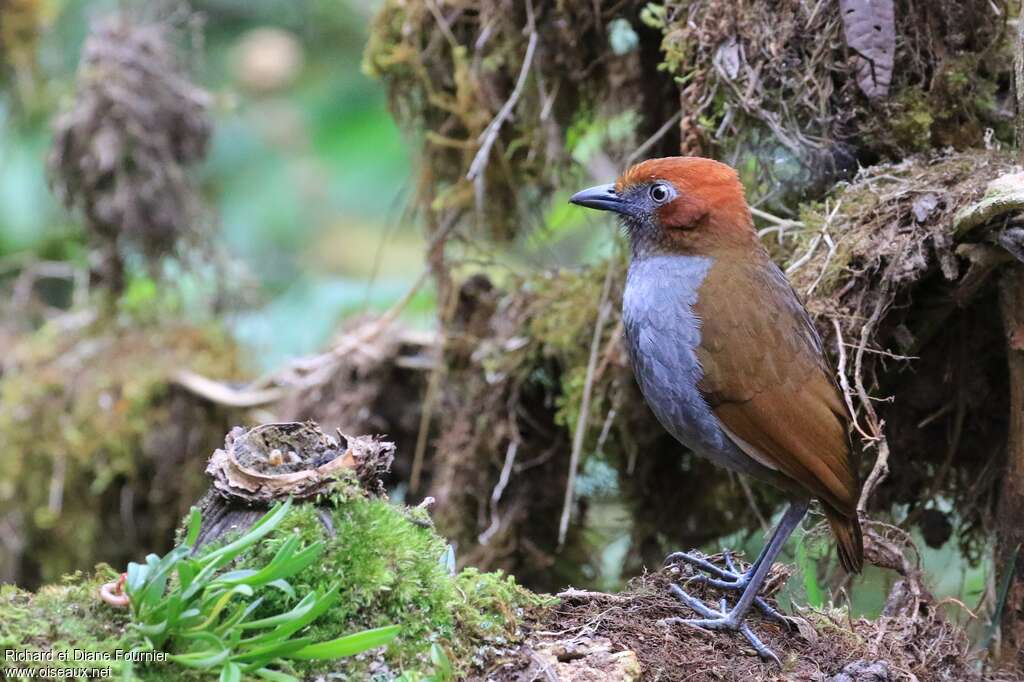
[997,266,1024,667]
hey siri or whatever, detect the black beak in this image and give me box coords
[569,183,629,215]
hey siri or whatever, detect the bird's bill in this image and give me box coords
[569,183,629,215]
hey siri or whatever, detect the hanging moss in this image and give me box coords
[366,0,1014,235]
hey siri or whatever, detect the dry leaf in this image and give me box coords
[839,0,896,99]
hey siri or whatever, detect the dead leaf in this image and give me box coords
[839,0,896,99]
[714,36,743,81]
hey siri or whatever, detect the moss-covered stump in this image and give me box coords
[0,314,242,588]
[0,492,543,680]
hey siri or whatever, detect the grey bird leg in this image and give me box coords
[666,539,772,588]
[663,499,810,663]
[664,533,788,625]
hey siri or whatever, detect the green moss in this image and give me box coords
[1,495,548,680]
[518,263,622,431]
[236,499,545,678]
[0,567,137,678]
[884,87,935,152]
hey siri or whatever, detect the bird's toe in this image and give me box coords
[665,578,786,664]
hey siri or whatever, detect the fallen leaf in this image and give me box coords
[839,0,896,99]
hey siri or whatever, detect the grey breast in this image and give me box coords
[621,254,768,478]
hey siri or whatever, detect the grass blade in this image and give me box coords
[199,501,292,568]
[185,507,202,547]
[287,625,401,661]
[254,669,300,682]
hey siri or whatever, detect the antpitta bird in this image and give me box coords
[570,157,863,661]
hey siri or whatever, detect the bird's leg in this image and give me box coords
[663,527,786,623]
[666,538,772,590]
[662,500,810,662]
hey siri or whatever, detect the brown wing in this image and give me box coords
[695,254,862,569]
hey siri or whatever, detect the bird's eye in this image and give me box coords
[649,183,671,204]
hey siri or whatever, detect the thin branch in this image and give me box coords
[832,318,874,442]
[466,1,537,185]
[624,110,683,166]
[478,440,519,545]
[558,263,614,548]
[173,369,285,407]
[410,281,461,493]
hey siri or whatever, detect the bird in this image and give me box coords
[569,156,863,662]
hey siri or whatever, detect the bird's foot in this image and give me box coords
[665,548,753,589]
[664,550,791,625]
[661,585,781,664]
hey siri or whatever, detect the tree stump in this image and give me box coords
[191,421,394,549]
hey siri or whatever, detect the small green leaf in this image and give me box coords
[169,646,229,669]
[216,597,265,636]
[177,561,197,592]
[187,585,256,633]
[430,643,453,681]
[185,506,202,547]
[132,620,168,638]
[125,562,148,597]
[288,625,401,661]
[254,669,300,682]
[266,579,295,599]
[219,662,241,682]
[240,585,340,646]
[200,501,292,568]
[231,637,313,668]
[238,593,317,632]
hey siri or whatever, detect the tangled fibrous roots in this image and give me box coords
[48,10,211,282]
[785,150,1021,559]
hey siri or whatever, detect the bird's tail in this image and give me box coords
[825,508,864,574]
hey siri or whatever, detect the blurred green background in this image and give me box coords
[2,0,433,369]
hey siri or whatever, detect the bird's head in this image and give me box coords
[570,156,757,258]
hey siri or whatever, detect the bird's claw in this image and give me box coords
[664,584,781,664]
[664,550,792,628]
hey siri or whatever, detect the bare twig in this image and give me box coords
[410,281,461,493]
[832,318,874,442]
[855,296,893,513]
[173,370,285,407]
[466,0,538,188]
[624,110,683,166]
[558,263,614,548]
[751,206,804,229]
[478,440,519,545]
[736,473,770,533]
